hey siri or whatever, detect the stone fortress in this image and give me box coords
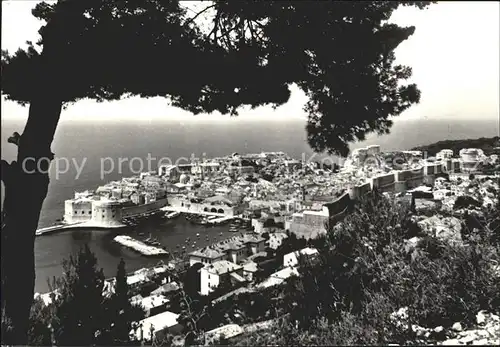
[63,173,168,227]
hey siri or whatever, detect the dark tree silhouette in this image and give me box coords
[50,245,109,346]
[183,262,204,298]
[27,297,53,346]
[0,0,433,343]
[108,259,145,346]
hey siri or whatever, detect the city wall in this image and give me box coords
[288,159,458,238]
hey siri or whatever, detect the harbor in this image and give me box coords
[118,212,254,258]
[33,213,243,293]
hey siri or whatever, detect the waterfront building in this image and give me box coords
[167,194,243,216]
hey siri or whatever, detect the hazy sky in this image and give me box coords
[1,1,499,122]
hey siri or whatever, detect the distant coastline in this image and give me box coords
[411,136,500,157]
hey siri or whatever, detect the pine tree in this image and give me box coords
[51,244,110,346]
[27,297,52,346]
[108,258,145,346]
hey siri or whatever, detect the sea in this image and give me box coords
[1,116,498,293]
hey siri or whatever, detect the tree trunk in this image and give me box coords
[1,91,62,345]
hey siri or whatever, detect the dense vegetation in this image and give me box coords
[412,136,500,157]
[234,189,500,345]
[20,247,145,346]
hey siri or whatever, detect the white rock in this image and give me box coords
[460,334,476,344]
[476,329,490,337]
[472,338,488,345]
[434,326,444,333]
[441,339,461,345]
[477,311,487,325]
[452,322,463,332]
[486,326,500,337]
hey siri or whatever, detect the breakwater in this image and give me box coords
[114,235,169,256]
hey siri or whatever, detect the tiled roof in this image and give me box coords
[189,233,265,258]
[189,247,226,259]
[203,260,242,275]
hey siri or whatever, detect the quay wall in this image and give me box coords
[167,195,238,216]
[122,198,168,218]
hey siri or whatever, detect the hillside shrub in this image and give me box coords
[241,189,500,345]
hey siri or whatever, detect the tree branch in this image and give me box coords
[184,3,217,27]
[209,9,222,42]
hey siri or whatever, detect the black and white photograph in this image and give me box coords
[1,0,499,346]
